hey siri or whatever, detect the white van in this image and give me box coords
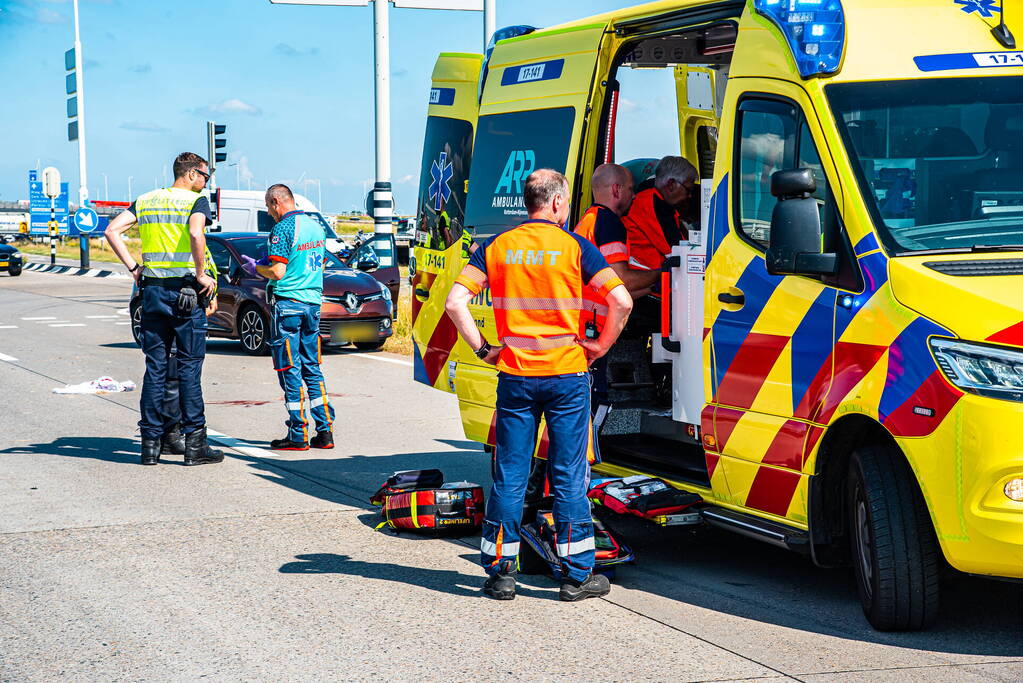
[210,189,334,234]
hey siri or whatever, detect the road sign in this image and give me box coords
[73,207,98,233]
[29,172,69,235]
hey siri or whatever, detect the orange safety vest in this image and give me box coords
[455,220,623,376]
[574,205,628,335]
[622,187,687,271]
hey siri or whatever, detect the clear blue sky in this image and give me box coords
[0,0,643,214]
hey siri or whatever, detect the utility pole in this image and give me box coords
[71,0,88,210]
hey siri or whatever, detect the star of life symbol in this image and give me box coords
[954,0,1001,17]
[429,151,453,212]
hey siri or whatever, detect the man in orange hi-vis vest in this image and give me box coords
[622,156,699,272]
[575,163,661,405]
[445,169,632,602]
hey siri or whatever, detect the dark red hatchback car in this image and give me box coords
[131,233,393,354]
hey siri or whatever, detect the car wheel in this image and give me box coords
[130,298,143,348]
[354,340,385,351]
[8,265,22,276]
[239,305,270,356]
[848,444,941,631]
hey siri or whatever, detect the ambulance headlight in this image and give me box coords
[930,338,1023,402]
[754,0,846,78]
[1005,478,1023,502]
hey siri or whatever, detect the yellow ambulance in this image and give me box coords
[410,0,1023,630]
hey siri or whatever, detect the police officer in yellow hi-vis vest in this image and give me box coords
[105,152,223,467]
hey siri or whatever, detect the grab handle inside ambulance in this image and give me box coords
[660,255,681,353]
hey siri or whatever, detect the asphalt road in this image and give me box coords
[1,269,1022,682]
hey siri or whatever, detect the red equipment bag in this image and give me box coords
[374,475,484,534]
[588,476,701,519]
[370,469,445,507]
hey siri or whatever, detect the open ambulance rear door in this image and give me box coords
[452,22,615,444]
[412,53,484,393]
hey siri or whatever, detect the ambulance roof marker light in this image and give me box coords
[754,0,846,79]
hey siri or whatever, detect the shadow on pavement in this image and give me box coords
[277,553,552,600]
[596,513,1023,657]
[0,436,141,465]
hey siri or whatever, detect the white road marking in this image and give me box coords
[86,315,118,319]
[358,353,413,367]
[115,322,131,326]
[50,323,86,327]
[22,316,56,321]
[0,352,18,362]
[206,428,281,459]
[0,325,18,330]
[37,320,70,324]
[117,308,130,315]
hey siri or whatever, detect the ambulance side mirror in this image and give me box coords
[765,169,838,277]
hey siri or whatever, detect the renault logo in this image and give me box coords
[344,292,360,312]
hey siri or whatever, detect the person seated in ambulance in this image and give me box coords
[574,163,660,406]
[622,156,699,273]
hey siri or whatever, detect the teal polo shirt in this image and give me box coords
[267,210,326,305]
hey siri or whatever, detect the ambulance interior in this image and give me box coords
[592,21,735,487]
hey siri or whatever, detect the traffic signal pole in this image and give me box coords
[72,0,90,268]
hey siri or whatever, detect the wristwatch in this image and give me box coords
[474,340,492,360]
[129,263,141,274]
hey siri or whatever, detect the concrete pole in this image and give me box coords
[372,0,393,236]
[484,0,496,49]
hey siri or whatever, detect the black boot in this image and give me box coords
[141,438,161,466]
[184,427,224,466]
[161,426,186,455]
[483,561,517,600]
[559,573,611,602]
[310,431,334,449]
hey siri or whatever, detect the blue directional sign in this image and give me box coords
[73,207,98,234]
[28,171,69,235]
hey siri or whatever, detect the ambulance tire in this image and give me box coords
[848,444,940,631]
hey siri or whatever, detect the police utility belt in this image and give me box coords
[141,273,212,314]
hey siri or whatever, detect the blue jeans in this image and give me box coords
[270,298,332,442]
[139,285,207,440]
[482,372,595,583]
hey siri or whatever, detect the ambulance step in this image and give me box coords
[599,434,710,487]
[701,507,810,554]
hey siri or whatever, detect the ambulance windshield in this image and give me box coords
[827,76,1023,254]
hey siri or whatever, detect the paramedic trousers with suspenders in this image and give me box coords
[485,371,596,583]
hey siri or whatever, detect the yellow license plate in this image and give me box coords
[331,321,377,343]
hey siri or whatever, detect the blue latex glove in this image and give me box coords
[239,254,259,277]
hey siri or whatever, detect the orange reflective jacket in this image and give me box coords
[574,205,628,334]
[622,187,686,271]
[454,220,623,376]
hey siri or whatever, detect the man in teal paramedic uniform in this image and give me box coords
[249,184,334,451]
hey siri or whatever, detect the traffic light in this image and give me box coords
[207,121,227,167]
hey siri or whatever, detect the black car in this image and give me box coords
[0,243,24,276]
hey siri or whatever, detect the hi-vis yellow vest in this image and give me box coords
[136,187,201,278]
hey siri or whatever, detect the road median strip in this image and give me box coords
[23,260,129,279]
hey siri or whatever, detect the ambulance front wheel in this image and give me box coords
[848,444,941,631]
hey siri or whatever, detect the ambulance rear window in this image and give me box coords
[417,116,474,251]
[464,107,576,239]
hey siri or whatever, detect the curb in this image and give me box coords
[23,261,129,279]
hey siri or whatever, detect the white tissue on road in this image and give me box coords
[53,377,137,394]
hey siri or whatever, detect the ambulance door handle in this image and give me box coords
[718,292,745,306]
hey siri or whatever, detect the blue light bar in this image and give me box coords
[754,0,846,78]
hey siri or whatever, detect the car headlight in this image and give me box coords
[379,282,391,301]
[11,251,21,259]
[930,337,1023,402]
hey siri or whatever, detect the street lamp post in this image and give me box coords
[101,172,108,201]
[127,176,133,201]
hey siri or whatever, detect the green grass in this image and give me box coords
[17,237,141,265]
